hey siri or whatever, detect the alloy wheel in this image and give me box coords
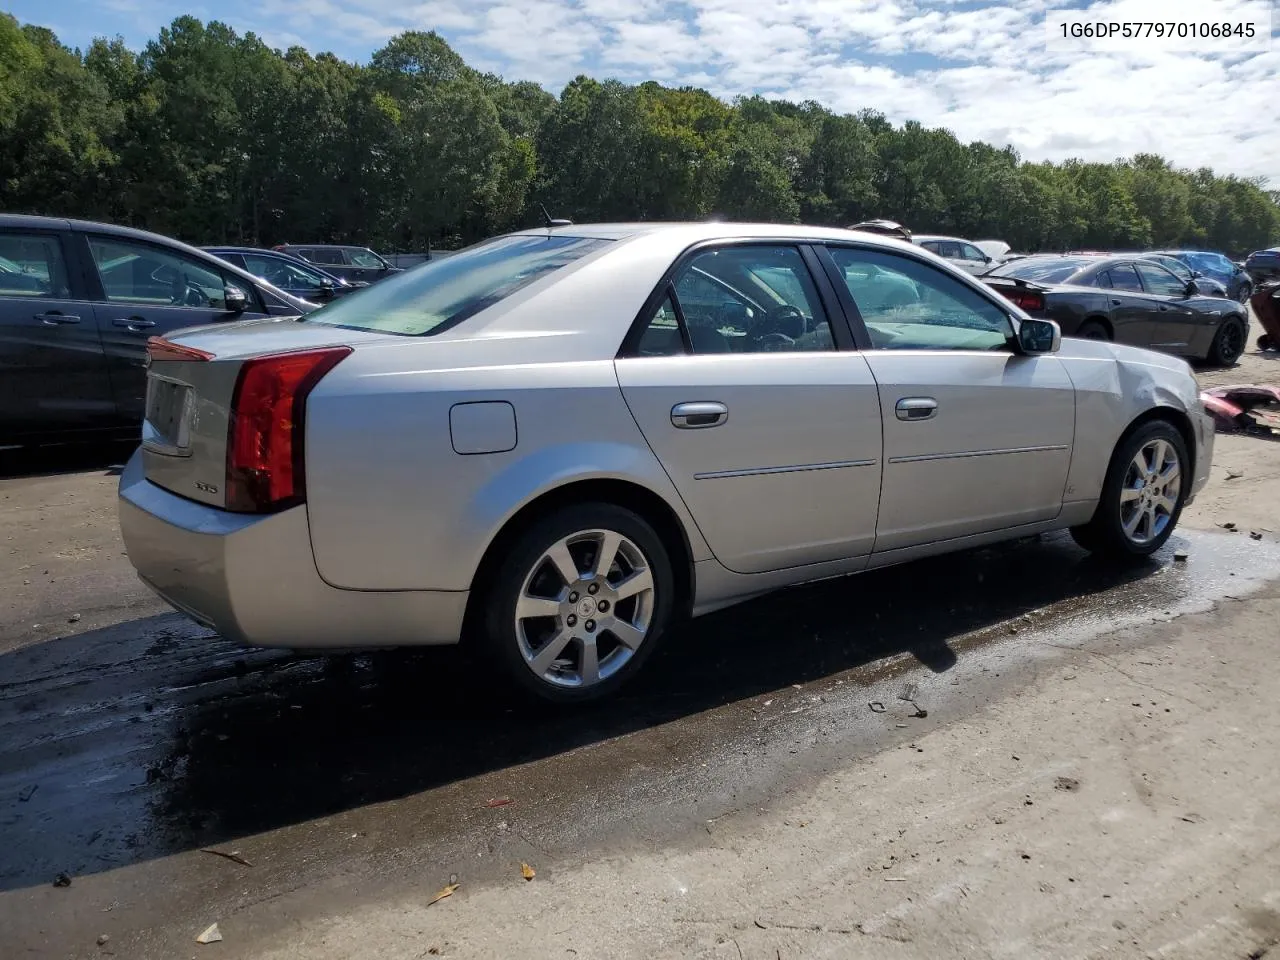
[514,528,656,688]
[1119,438,1182,546]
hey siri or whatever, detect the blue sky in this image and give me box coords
[9,0,1280,184]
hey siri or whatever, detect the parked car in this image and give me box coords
[0,214,318,449]
[119,221,1213,704]
[974,240,1015,266]
[911,234,994,275]
[273,243,404,286]
[1151,249,1253,302]
[1141,253,1229,298]
[847,220,912,241]
[204,246,362,303]
[982,254,1250,366]
[1244,247,1280,286]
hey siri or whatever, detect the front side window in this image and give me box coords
[0,233,70,298]
[242,254,329,289]
[348,248,386,268]
[827,246,1013,351]
[89,238,230,309]
[1154,256,1192,281]
[959,243,988,262]
[1135,262,1186,298]
[301,248,344,265]
[302,234,609,337]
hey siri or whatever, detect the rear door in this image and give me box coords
[239,251,335,302]
[821,243,1075,553]
[1095,263,1154,346]
[615,242,884,575]
[298,247,353,284]
[1134,261,1197,350]
[0,226,116,440]
[81,233,271,423]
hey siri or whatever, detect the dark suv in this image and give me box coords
[273,243,403,286]
[0,214,317,449]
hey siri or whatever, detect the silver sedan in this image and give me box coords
[118,222,1215,703]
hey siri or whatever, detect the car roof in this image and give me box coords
[503,221,932,249]
[911,234,970,244]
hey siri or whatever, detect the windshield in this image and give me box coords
[986,257,1093,283]
[301,234,611,336]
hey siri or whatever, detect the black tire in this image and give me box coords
[479,502,675,704]
[1236,283,1252,304]
[1076,320,1110,341]
[1259,334,1275,352]
[1206,315,1246,366]
[1069,419,1190,560]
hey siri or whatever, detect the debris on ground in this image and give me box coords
[68,613,81,623]
[868,701,886,713]
[1055,777,1081,792]
[1222,522,1238,531]
[483,797,514,808]
[1180,813,1206,824]
[1227,469,1245,480]
[1174,551,1189,563]
[521,863,536,881]
[428,883,460,906]
[195,923,223,944]
[1252,532,1264,541]
[96,935,110,946]
[201,848,253,867]
[52,873,71,888]
[898,683,919,703]
[18,784,37,802]
[1200,385,1280,438]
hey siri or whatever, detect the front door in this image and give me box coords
[1134,261,1198,351]
[615,243,883,575]
[1096,262,1155,346]
[821,244,1075,553]
[81,233,269,422]
[0,229,115,440]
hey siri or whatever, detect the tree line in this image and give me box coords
[3,13,1278,256]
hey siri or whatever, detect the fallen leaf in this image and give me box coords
[428,883,460,905]
[521,863,536,881]
[201,848,253,867]
[484,797,514,808]
[195,923,223,944]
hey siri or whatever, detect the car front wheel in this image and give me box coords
[480,503,675,703]
[1070,420,1189,559]
[1207,316,1246,366]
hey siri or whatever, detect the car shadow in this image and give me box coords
[0,531,1172,891]
[0,441,135,480]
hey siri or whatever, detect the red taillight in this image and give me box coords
[225,346,351,513]
[1005,290,1045,313]
[147,336,214,364]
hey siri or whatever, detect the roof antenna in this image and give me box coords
[539,203,573,228]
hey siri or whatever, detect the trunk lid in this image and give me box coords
[139,317,393,508]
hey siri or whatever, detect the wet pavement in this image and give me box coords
[3,524,1279,926]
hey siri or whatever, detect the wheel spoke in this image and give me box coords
[1123,507,1144,537]
[1156,493,1179,515]
[545,540,580,588]
[594,531,622,579]
[613,567,654,602]
[516,594,561,620]
[530,628,573,676]
[1158,463,1180,488]
[1131,450,1151,480]
[1120,484,1143,503]
[579,637,600,685]
[606,617,646,650]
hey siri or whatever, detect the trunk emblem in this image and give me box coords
[195,481,219,495]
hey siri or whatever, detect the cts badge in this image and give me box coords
[195,481,219,495]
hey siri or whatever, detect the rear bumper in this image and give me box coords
[117,450,468,648]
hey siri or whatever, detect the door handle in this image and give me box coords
[34,312,80,325]
[1158,305,1169,312]
[671,401,728,429]
[113,317,157,330]
[895,397,938,422]
[1110,298,1121,305]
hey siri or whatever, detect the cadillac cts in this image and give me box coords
[119,223,1215,703]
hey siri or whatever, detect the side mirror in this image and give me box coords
[224,283,248,314]
[1017,317,1061,355]
[1185,280,1199,297]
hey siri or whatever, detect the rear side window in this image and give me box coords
[302,234,610,336]
[1106,264,1143,292]
[0,233,71,298]
[348,248,385,268]
[301,248,344,265]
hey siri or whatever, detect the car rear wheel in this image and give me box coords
[480,503,675,704]
[1236,283,1252,304]
[1076,320,1110,341]
[1206,316,1246,366]
[1070,420,1189,559]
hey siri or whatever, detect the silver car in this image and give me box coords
[118,222,1215,703]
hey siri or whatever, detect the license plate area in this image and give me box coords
[142,376,193,456]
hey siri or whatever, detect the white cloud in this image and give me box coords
[84,0,1280,182]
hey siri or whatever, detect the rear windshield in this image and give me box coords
[301,234,610,336]
[985,257,1093,283]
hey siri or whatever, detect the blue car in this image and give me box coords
[203,246,364,303]
[1151,249,1253,303]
